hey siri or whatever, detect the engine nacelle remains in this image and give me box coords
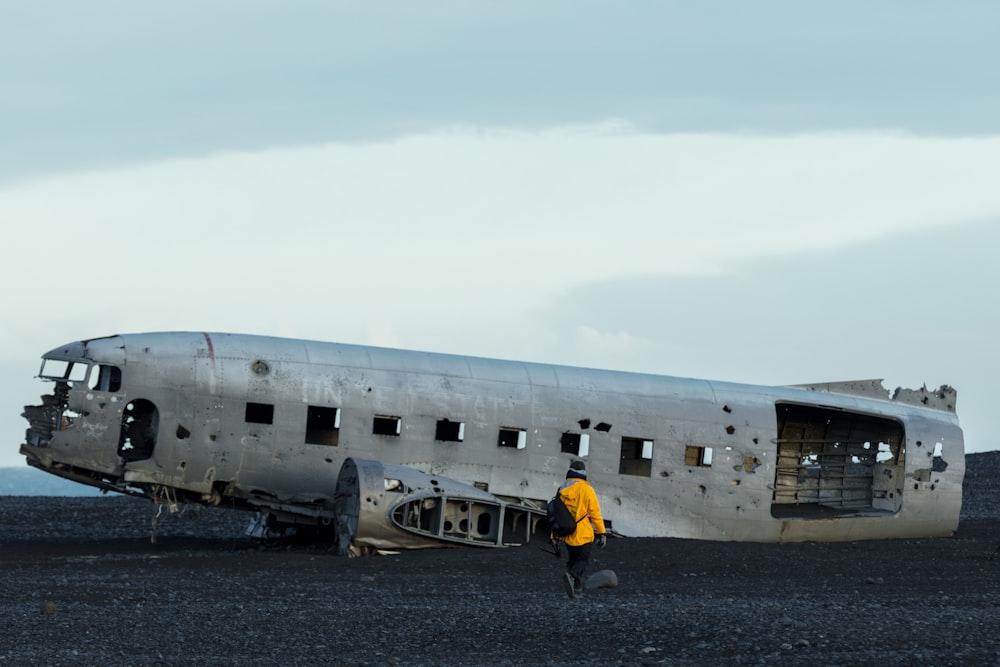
[333,458,545,554]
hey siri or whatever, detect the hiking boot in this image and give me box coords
[562,572,576,599]
[573,582,584,598]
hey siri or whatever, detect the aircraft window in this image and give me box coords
[560,432,590,457]
[684,445,712,468]
[498,427,526,449]
[245,402,274,425]
[435,419,464,442]
[373,415,401,436]
[40,359,88,382]
[88,365,122,392]
[306,406,341,446]
[621,437,654,476]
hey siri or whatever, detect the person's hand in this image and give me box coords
[597,534,607,550]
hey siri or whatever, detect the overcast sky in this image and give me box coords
[2,1,998,468]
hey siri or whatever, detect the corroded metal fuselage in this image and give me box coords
[20,332,964,549]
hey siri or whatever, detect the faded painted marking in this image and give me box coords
[81,421,109,442]
[301,378,342,405]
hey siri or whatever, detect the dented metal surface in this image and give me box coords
[18,332,964,549]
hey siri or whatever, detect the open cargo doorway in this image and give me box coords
[771,403,905,518]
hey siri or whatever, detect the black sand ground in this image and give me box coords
[2,453,999,666]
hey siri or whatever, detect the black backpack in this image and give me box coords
[547,491,581,538]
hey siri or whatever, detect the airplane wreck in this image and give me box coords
[20,332,963,551]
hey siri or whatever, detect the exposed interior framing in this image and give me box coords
[771,403,905,517]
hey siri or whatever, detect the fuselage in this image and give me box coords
[20,331,964,543]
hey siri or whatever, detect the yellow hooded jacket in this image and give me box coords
[559,478,606,547]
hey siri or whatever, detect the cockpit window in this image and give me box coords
[39,359,88,382]
[39,360,122,392]
[88,364,122,392]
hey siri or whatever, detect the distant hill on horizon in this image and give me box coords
[0,466,104,496]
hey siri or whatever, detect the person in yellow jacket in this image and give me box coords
[558,460,607,598]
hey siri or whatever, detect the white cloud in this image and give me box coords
[570,325,654,369]
[3,125,1000,363]
[364,316,403,349]
[3,125,1000,466]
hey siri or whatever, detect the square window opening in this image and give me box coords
[561,432,590,457]
[498,427,527,449]
[373,415,401,436]
[246,402,274,425]
[435,419,465,442]
[306,406,341,446]
[620,437,653,476]
[684,445,713,467]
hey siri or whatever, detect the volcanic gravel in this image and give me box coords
[2,452,999,667]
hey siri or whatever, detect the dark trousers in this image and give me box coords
[565,541,593,585]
